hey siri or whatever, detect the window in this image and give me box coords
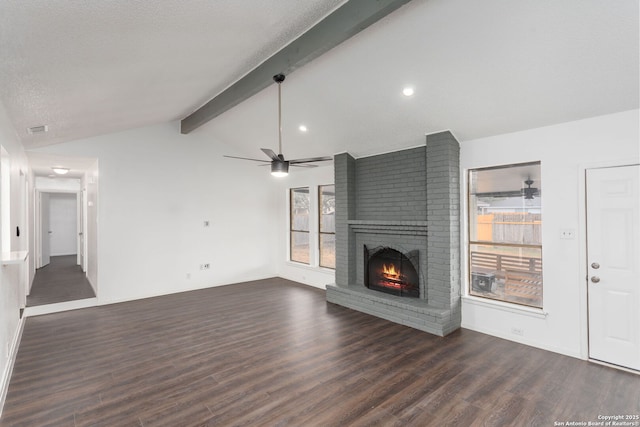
[319,185,335,269]
[288,184,335,269]
[468,162,542,308]
[290,187,310,264]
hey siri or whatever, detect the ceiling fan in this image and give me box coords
[224,74,332,177]
[521,178,539,200]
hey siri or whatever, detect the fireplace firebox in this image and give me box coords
[364,246,419,298]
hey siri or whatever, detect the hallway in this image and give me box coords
[27,255,95,307]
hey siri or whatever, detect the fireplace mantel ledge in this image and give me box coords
[347,220,428,226]
[348,220,427,235]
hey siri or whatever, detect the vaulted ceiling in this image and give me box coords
[1,0,638,159]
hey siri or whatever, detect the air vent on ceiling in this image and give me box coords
[27,125,48,134]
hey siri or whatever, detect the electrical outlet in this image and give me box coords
[511,327,524,336]
[204,220,210,227]
[200,263,210,270]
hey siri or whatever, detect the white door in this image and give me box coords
[40,192,51,267]
[587,164,640,371]
[49,193,77,256]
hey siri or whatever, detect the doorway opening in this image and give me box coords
[26,153,99,314]
[31,189,94,307]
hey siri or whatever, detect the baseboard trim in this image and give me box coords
[0,315,25,418]
[23,298,98,317]
[461,321,582,360]
[589,358,640,375]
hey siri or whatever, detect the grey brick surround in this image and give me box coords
[326,131,461,336]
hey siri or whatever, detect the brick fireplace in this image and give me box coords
[326,131,461,336]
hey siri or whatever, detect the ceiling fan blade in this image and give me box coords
[223,155,270,163]
[288,156,332,164]
[291,164,318,168]
[261,148,280,161]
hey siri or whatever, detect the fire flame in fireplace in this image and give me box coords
[366,251,419,297]
[381,263,401,281]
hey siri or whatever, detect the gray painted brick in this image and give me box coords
[329,134,461,336]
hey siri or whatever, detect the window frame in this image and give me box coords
[318,184,336,269]
[289,187,310,265]
[467,161,543,309]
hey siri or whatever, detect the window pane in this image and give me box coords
[469,163,541,245]
[291,231,310,264]
[469,244,542,308]
[291,187,310,231]
[319,185,336,269]
[468,162,543,308]
[319,233,336,269]
[319,185,335,233]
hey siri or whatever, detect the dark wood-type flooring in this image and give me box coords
[3,278,638,426]
[27,255,95,307]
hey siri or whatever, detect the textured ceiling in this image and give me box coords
[0,0,345,148]
[0,0,638,160]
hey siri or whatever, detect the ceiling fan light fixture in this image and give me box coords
[271,161,289,177]
[223,73,330,175]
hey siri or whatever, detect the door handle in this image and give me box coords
[591,276,600,283]
[591,262,600,269]
[48,231,53,234]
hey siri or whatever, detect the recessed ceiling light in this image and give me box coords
[298,125,308,132]
[402,87,415,97]
[52,167,70,175]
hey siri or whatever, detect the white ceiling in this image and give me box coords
[0,0,637,162]
[0,0,345,149]
[26,152,96,179]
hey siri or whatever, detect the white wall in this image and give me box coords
[460,109,640,358]
[276,163,336,289]
[0,101,28,415]
[32,122,281,304]
[35,177,81,192]
[84,161,98,290]
[48,193,77,256]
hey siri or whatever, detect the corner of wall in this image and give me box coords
[0,311,25,418]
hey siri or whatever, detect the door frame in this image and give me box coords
[578,158,640,364]
[77,189,83,269]
[35,189,83,269]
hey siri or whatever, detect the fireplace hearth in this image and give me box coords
[365,246,419,298]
